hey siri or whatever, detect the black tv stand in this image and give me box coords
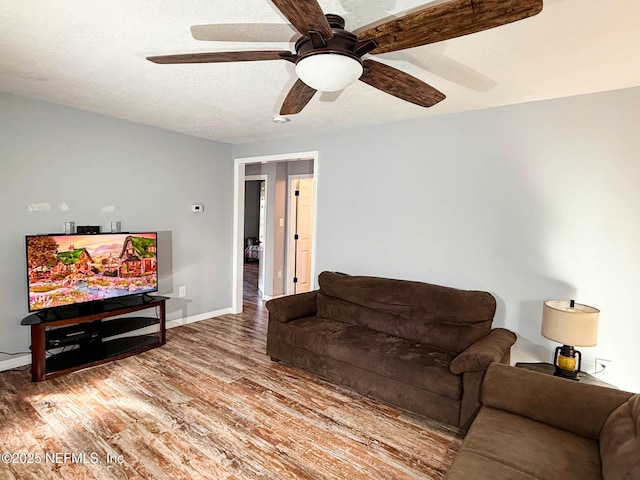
[21,295,168,382]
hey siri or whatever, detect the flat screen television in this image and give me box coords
[26,232,158,312]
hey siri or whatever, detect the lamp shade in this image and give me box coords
[542,300,600,346]
[295,53,363,92]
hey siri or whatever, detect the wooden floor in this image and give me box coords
[0,265,463,479]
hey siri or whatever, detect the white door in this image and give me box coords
[257,181,266,294]
[291,178,314,293]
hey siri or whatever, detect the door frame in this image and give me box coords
[232,151,319,314]
[285,174,314,295]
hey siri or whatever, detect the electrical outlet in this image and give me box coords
[594,358,613,378]
[277,270,282,279]
[178,286,186,298]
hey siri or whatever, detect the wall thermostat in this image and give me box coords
[191,204,204,213]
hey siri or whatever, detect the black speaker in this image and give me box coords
[76,225,101,234]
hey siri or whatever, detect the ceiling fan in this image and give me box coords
[147,0,543,115]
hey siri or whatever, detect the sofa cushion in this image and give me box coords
[274,316,462,400]
[600,393,640,480]
[317,271,496,352]
[445,406,602,480]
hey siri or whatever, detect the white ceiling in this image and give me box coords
[1,0,639,144]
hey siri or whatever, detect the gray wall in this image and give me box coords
[234,86,640,393]
[287,159,314,176]
[0,93,233,361]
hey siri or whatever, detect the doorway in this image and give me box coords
[244,175,268,297]
[232,151,319,314]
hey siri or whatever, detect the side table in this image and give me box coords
[515,362,617,389]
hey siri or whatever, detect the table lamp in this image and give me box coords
[541,299,600,380]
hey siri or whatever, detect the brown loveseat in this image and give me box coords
[445,363,639,480]
[265,271,516,429]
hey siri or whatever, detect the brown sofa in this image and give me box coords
[445,363,640,480]
[265,271,516,429]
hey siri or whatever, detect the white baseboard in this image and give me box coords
[261,293,286,301]
[0,307,233,373]
[0,354,31,372]
[166,307,232,329]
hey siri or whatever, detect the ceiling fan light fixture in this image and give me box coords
[295,52,363,92]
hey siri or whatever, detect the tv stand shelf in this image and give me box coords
[21,295,168,382]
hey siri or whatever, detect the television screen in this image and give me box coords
[26,232,158,312]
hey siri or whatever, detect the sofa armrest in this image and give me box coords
[483,362,634,439]
[449,328,516,375]
[265,291,318,323]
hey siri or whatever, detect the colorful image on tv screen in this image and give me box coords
[26,233,158,311]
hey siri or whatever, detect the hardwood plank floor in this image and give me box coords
[0,266,462,479]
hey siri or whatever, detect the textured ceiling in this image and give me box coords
[1,0,639,144]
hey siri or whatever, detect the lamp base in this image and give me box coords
[552,345,581,381]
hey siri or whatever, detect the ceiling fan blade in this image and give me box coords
[190,23,299,43]
[280,79,317,115]
[357,0,543,54]
[269,0,332,38]
[359,59,445,108]
[146,51,292,64]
